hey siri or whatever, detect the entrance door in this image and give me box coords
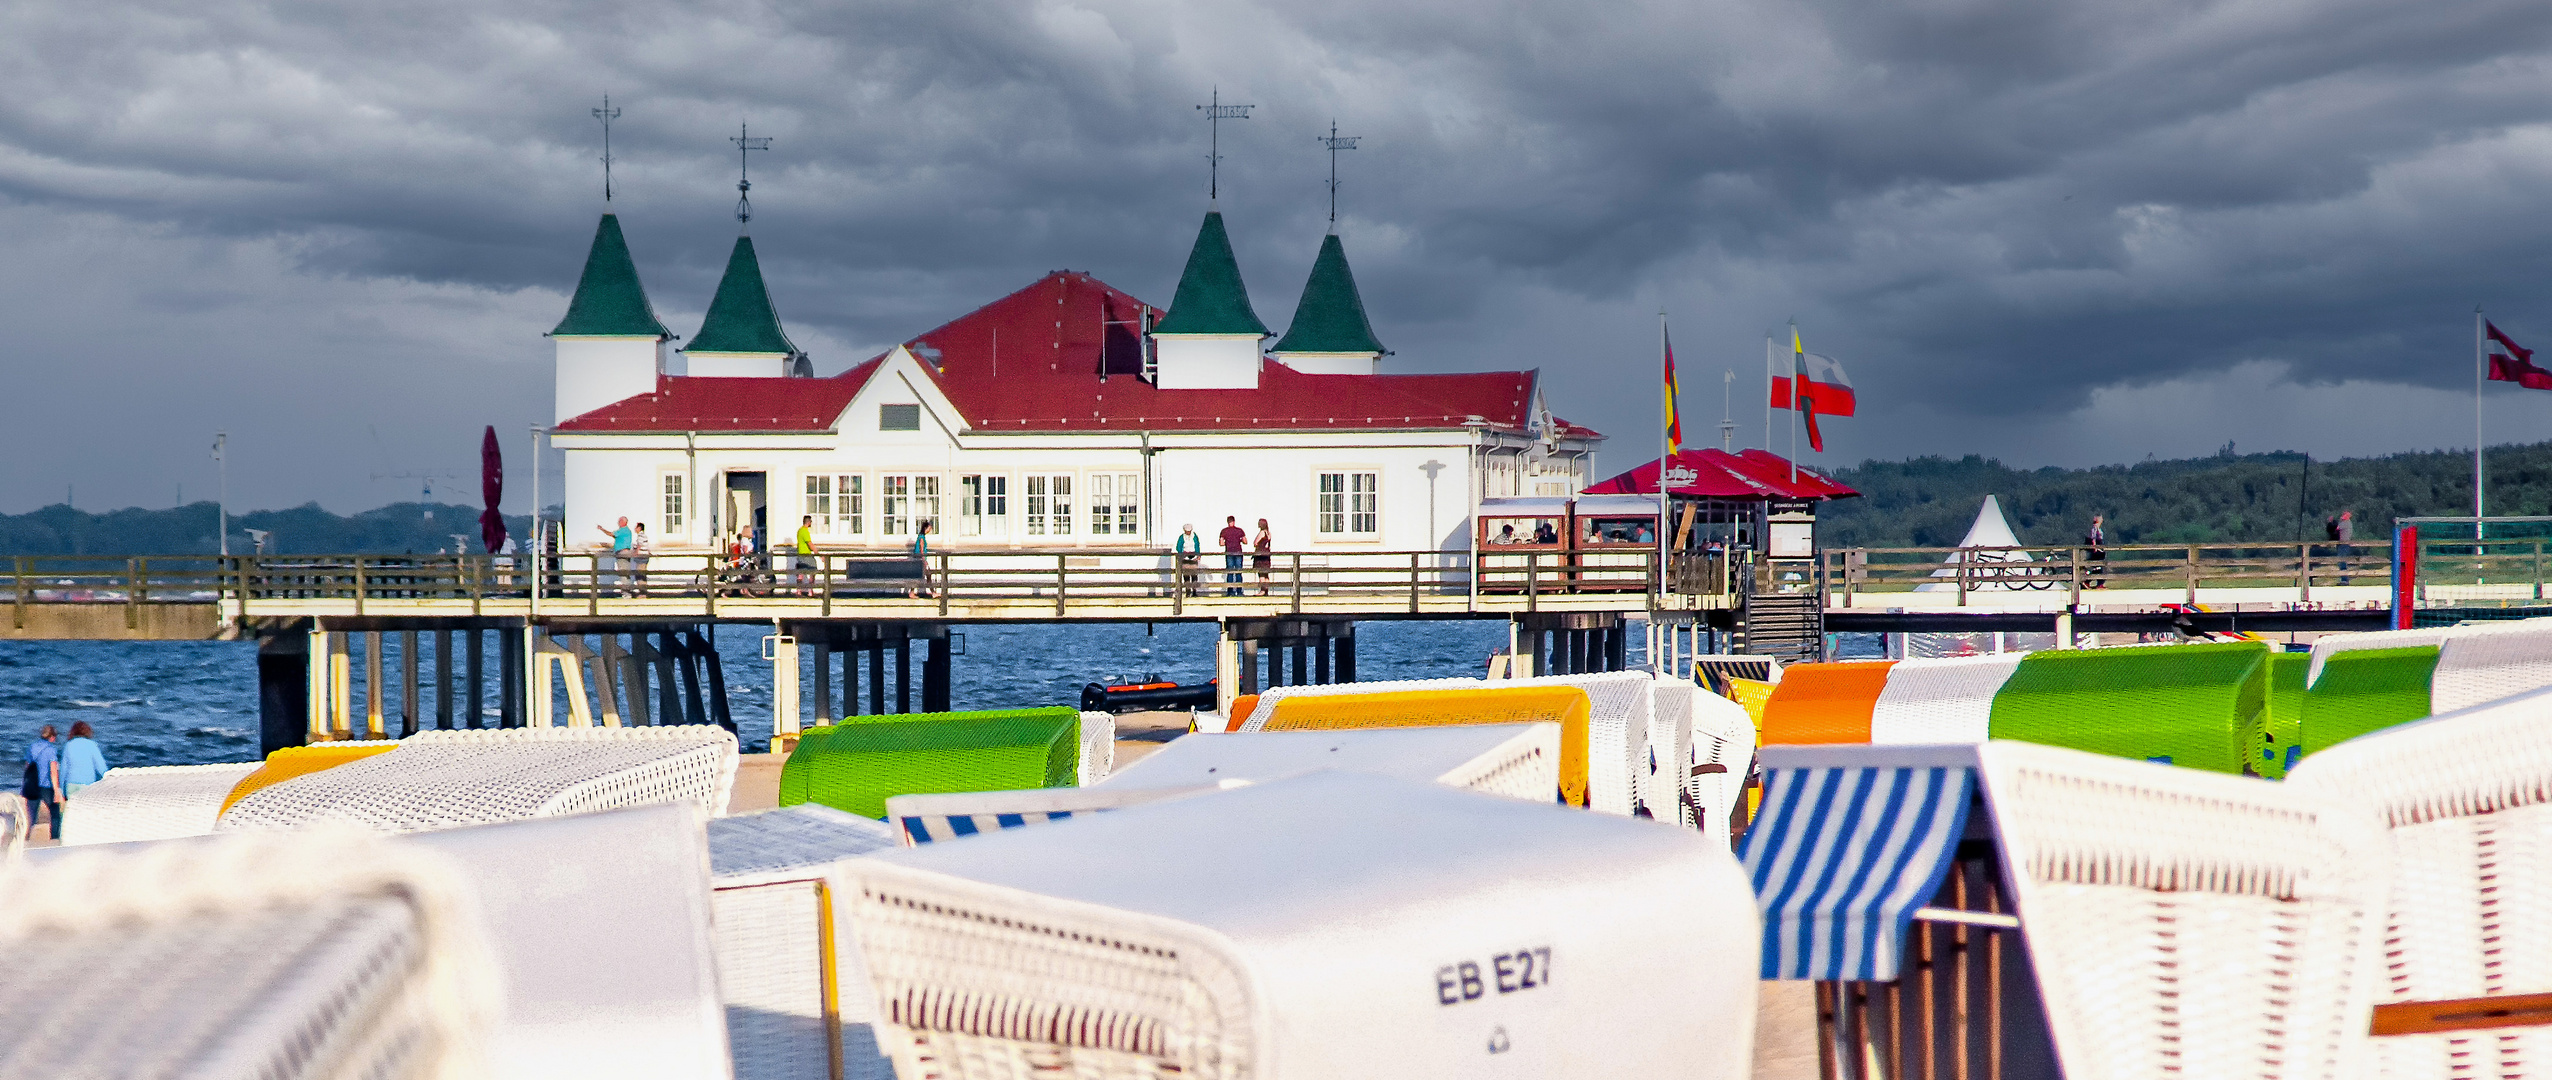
[722,471,767,551]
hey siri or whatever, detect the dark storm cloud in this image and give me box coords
[2,0,2551,510]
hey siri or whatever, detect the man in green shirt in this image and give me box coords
[796,515,817,595]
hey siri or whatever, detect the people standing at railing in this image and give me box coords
[1174,524,1203,596]
[796,515,817,596]
[2328,510,2355,584]
[22,725,59,841]
[596,517,633,596]
[1254,519,1274,596]
[2085,515,2107,589]
[1220,517,1247,596]
[57,721,105,827]
[630,523,650,597]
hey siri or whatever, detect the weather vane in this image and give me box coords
[592,96,621,202]
[1196,88,1252,203]
[731,122,772,227]
[1318,121,1359,228]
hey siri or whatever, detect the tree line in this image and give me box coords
[0,502,535,556]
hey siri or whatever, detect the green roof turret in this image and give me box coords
[550,213,672,338]
[684,235,798,355]
[1149,211,1269,337]
[1272,233,1385,355]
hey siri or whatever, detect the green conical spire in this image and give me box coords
[1272,233,1385,355]
[1150,211,1269,337]
[684,235,798,355]
[550,213,672,338]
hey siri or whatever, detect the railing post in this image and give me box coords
[12,555,24,630]
[1290,553,1303,614]
[2185,544,2199,603]
[469,556,482,617]
[126,557,141,630]
[589,554,600,616]
[353,556,367,617]
[822,554,834,617]
[1173,552,1186,616]
[1411,552,1423,614]
[1056,554,1068,616]
[2068,547,2082,607]
[938,554,950,617]
[1526,552,1540,613]
[1957,550,1969,607]
[2298,542,2312,603]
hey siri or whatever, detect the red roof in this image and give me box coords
[1581,449,1858,500]
[555,361,877,432]
[559,271,1600,438]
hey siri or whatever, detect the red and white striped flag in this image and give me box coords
[1769,328,1856,451]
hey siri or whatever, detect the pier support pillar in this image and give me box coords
[1221,619,1358,716]
[1215,629,1241,717]
[2055,608,2075,649]
[436,629,453,730]
[329,633,352,738]
[305,626,330,743]
[923,635,951,713]
[808,641,831,725]
[1512,612,1627,676]
[467,629,485,729]
[768,629,800,739]
[259,631,310,756]
[400,630,420,737]
[499,626,522,729]
[364,632,385,737]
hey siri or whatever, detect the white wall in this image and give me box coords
[1271,352,1379,376]
[555,338,663,423]
[683,353,786,379]
[1151,335,1264,389]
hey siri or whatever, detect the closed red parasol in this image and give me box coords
[479,425,506,553]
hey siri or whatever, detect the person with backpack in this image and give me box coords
[2084,514,2107,589]
[22,725,59,841]
[1173,524,1204,596]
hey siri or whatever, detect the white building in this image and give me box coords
[548,209,1603,556]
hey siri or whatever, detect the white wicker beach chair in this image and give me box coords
[2305,627,2450,687]
[1685,685,1756,841]
[1101,722,1562,804]
[0,830,495,1079]
[1242,672,1663,816]
[2428,620,2552,713]
[217,726,739,833]
[885,785,1230,846]
[838,770,1761,1080]
[1076,710,1116,785]
[709,805,904,1080]
[1867,653,2026,744]
[1977,741,2392,1080]
[2287,686,2552,1079]
[1646,680,1696,824]
[59,760,263,845]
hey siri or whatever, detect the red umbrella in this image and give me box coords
[479,425,507,553]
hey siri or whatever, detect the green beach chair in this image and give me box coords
[2297,645,2436,759]
[779,708,1083,818]
[2256,652,2308,779]
[1987,641,2270,774]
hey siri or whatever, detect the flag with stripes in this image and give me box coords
[1664,325,1684,455]
[1739,760,1975,981]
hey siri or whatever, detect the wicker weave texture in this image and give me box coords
[216,727,738,833]
[2431,620,2552,714]
[1978,742,2390,1080]
[1645,681,1696,825]
[1687,687,1757,839]
[60,761,261,845]
[2298,646,2437,759]
[221,741,404,816]
[781,712,1080,819]
[0,832,495,1080]
[1076,712,1116,786]
[1759,661,1894,745]
[1867,653,2025,745]
[1241,672,1659,815]
[715,880,835,1080]
[1987,640,2271,774]
[1259,686,1594,806]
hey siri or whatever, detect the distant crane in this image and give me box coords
[369,425,462,521]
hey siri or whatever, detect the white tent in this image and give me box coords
[1916,494,2033,592]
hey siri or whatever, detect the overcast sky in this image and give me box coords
[5,0,2552,514]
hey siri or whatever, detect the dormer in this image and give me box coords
[1147,210,1268,390]
[549,213,673,422]
[682,235,807,378]
[1270,232,1386,376]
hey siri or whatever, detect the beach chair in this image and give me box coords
[2428,618,2552,713]
[1867,652,2026,745]
[780,709,1086,819]
[1987,639,2271,773]
[1104,721,1563,802]
[885,784,1230,845]
[1744,742,2392,1080]
[837,771,1762,1080]
[216,726,739,833]
[219,740,404,815]
[0,830,495,1078]
[2299,645,2437,758]
[2306,627,2448,687]
[1249,684,1595,806]
[1758,660,1895,745]
[59,760,262,845]
[1076,710,1116,785]
[1685,684,1757,841]
[708,805,904,1080]
[2288,686,2552,1079]
[2260,651,2310,778]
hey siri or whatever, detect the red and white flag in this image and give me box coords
[2487,322,2552,391]
[1769,328,1856,451]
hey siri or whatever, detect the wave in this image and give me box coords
[186,726,251,740]
[65,697,142,708]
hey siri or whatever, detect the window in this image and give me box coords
[912,475,941,535]
[661,474,685,531]
[960,475,1009,538]
[1089,473,1140,536]
[840,475,863,535]
[880,403,921,431]
[882,475,909,535]
[1318,472,1380,536]
[1025,474,1072,537]
[804,474,831,530]
[804,474,863,535]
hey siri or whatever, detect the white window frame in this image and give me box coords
[660,472,686,532]
[961,474,1010,539]
[882,475,909,536]
[1089,472,1140,537]
[1317,470,1382,539]
[803,474,833,533]
[1025,474,1073,538]
[839,474,864,537]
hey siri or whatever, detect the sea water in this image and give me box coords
[1,620,1563,765]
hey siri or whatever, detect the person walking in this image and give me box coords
[2333,509,2355,584]
[2084,514,2107,589]
[1173,524,1204,596]
[1219,516,1247,596]
[908,521,934,599]
[595,516,633,596]
[57,721,105,829]
[796,515,818,596]
[23,725,59,841]
[1253,518,1275,596]
[630,523,651,596]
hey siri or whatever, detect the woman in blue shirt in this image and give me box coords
[59,721,106,801]
[23,725,58,840]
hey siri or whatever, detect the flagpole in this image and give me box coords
[2476,305,2486,541]
[1787,319,1799,484]
[1659,311,1671,660]
[1764,333,1774,453]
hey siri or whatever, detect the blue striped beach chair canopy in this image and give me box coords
[1741,744,1980,982]
[884,784,1231,846]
